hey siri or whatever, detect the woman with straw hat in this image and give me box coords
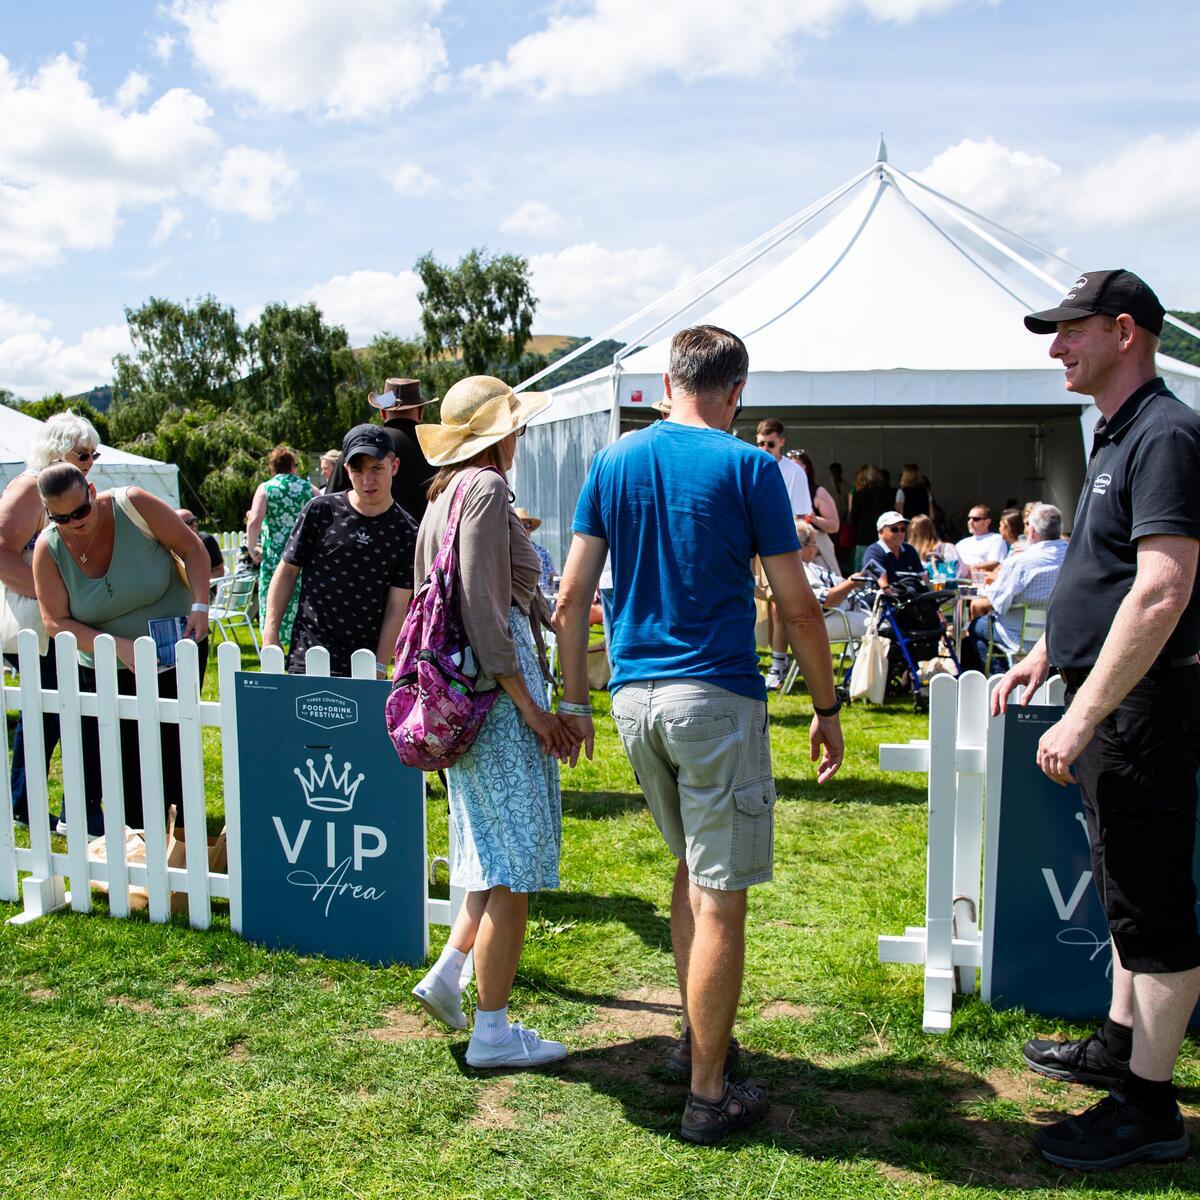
[410,375,579,1068]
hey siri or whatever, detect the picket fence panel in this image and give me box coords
[876,669,1065,1032]
[1,630,444,946]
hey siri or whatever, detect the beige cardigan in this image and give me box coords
[414,468,550,680]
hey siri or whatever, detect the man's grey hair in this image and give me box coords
[1027,502,1062,540]
[794,521,814,547]
[29,411,100,471]
[668,325,748,400]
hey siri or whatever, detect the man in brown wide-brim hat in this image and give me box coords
[327,377,435,521]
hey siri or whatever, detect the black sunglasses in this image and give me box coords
[46,498,93,525]
[71,449,100,463]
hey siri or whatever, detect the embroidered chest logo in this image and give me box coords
[1091,472,1113,495]
[352,529,372,547]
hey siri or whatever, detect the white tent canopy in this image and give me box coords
[515,141,1200,566]
[0,404,179,504]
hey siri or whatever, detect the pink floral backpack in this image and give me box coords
[385,468,502,771]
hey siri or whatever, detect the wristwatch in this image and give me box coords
[813,698,842,718]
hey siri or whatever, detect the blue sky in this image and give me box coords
[1,0,1197,397]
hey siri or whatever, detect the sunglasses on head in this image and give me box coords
[46,498,92,525]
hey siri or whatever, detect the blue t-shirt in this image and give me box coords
[573,421,800,699]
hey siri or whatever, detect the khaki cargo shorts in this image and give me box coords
[611,679,776,890]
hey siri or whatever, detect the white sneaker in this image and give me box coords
[465,1021,568,1069]
[765,668,783,691]
[412,972,468,1030]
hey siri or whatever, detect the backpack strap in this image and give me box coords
[438,466,502,559]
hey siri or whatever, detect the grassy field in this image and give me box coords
[2,652,1199,1198]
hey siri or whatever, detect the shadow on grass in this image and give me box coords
[561,789,646,820]
[773,777,928,806]
[530,890,670,953]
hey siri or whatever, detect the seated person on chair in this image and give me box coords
[861,511,923,589]
[960,503,1067,673]
[796,523,871,640]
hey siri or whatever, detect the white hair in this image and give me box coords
[1028,502,1063,540]
[28,411,100,472]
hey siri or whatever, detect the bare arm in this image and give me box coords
[128,488,211,641]
[761,549,843,782]
[262,560,300,648]
[0,476,43,595]
[554,532,609,763]
[246,485,267,563]
[374,586,412,674]
[810,487,839,535]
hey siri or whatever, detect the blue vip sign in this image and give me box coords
[234,672,426,966]
[985,705,1200,1023]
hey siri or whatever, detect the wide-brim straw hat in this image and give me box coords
[651,395,672,414]
[513,507,542,530]
[416,376,549,467]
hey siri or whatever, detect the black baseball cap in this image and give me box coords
[1024,269,1165,336]
[341,424,392,463]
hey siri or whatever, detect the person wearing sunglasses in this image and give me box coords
[31,462,213,838]
[861,511,923,589]
[0,411,102,828]
[955,504,1008,575]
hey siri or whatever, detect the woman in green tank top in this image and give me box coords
[32,464,215,838]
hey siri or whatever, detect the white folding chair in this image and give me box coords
[780,607,861,696]
[210,572,260,653]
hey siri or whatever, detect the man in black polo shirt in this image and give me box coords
[861,510,923,586]
[327,378,434,521]
[994,270,1200,1171]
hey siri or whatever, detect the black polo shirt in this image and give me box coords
[1046,378,1200,669]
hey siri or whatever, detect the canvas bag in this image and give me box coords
[385,468,501,772]
[0,545,47,654]
[849,627,890,704]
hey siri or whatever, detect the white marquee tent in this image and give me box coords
[514,140,1200,567]
[0,404,179,504]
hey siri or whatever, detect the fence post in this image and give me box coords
[133,636,171,923]
[951,670,989,992]
[175,637,211,930]
[14,627,65,921]
[94,635,130,918]
[260,645,286,675]
[0,644,18,902]
[217,640,244,933]
[55,632,91,914]
[303,646,331,677]
[922,670,959,1032]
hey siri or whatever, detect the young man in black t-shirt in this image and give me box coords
[262,425,417,677]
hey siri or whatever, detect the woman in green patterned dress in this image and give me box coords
[246,447,317,648]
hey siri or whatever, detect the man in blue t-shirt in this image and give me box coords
[553,325,844,1146]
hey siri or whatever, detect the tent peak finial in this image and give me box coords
[875,134,888,164]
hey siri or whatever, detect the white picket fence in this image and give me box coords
[1,628,454,941]
[876,669,1065,1033]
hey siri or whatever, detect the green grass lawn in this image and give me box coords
[2,651,1199,1198]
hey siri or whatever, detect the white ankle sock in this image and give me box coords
[429,944,466,992]
[770,651,787,671]
[474,1005,511,1044]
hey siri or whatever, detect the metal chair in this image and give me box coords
[210,572,260,653]
[781,607,862,696]
[984,603,1047,674]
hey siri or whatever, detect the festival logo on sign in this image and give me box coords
[295,690,359,729]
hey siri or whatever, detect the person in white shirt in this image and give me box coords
[756,418,812,688]
[955,503,1008,572]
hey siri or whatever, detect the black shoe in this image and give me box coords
[665,1029,740,1081]
[681,1078,768,1145]
[1023,1029,1129,1089]
[1035,1090,1190,1171]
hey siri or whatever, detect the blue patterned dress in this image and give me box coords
[447,608,561,893]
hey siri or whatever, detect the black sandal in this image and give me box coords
[680,1078,769,1144]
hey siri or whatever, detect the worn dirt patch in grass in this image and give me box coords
[226,1041,249,1061]
[572,987,681,1042]
[107,995,155,1014]
[470,1079,517,1129]
[365,1007,444,1042]
[759,1000,813,1023]
[27,987,57,1001]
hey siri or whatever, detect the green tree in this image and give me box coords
[1162,311,1200,368]
[0,388,18,409]
[415,248,537,375]
[21,393,111,443]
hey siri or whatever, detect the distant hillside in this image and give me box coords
[538,337,626,389]
[1163,311,1200,368]
[64,384,113,412]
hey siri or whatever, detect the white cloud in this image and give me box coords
[467,0,981,99]
[151,206,184,246]
[300,269,423,343]
[529,242,694,331]
[171,0,448,119]
[385,162,441,198]
[0,308,131,398]
[151,33,177,62]
[915,132,1200,237]
[500,200,574,240]
[116,70,151,110]
[0,52,296,273]
[208,146,297,220]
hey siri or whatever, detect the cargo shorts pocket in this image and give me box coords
[731,778,776,879]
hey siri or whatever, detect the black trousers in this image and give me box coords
[75,640,210,837]
[1066,662,1200,974]
[6,641,62,824]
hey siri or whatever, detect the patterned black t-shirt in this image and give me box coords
[282,493,417,675]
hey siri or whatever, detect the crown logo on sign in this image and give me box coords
[293,754,364,813]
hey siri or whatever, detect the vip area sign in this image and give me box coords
[984,706,1200,1022]
[234,673,426,966]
